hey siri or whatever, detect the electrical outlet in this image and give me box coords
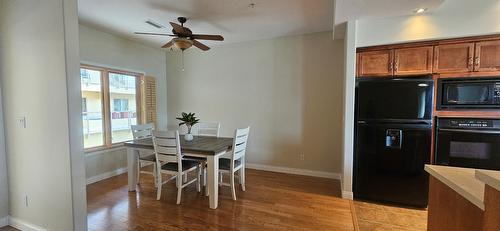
[299,153,305,161]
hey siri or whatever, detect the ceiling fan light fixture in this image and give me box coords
[173,38,193,50]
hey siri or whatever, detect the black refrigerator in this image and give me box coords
[354,77,434,207]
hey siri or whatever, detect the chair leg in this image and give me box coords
[197,166,201,192]
[204,165,209,196]
[230,171,236,201]
[156,165,162,200]
[153,162,157,187]
[136,156,141,185]
[240,166,246,191]
[176,172,182,205]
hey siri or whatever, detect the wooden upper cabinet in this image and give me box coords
[433,43,474,73]
[357,50,393,77]
[393,46,433,76]
[474,40,500,72]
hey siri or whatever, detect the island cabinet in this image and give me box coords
[425,165,500,231]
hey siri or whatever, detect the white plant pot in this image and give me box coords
[184,133,194,141]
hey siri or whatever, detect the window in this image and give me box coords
[80,65,145,150]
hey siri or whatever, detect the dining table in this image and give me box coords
[124,135,233,209]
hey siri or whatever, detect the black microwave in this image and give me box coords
[437,78,500,109]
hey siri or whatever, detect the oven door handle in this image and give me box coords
[438,128,500,134]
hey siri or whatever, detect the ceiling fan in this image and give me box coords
[134,17,224,51]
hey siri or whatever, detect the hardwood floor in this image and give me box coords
[353,201,427,231]
[87,169,356,231]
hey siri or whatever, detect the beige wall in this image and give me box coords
[0,0,79,230]
[79,24,167,180]
[0,88,8,221]
[356,0,500,47]
[167,32,344,174]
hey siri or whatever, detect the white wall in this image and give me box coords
[79,24,167,180]
[167,32,345,174]
[79,24,168,129]
[0,0,81,230]
[0,87,8,223]
[356,0,500,47]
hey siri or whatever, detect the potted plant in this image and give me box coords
[176,112,200,141]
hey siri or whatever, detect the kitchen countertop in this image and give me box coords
[425,165,485,210]
[475,170,500,192]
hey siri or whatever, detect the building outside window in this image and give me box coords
[80,65,143,150]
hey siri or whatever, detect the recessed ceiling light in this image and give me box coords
[414,8,428,14]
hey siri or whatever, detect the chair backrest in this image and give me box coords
[230,127,250,167]
[131,123,154,139]
[152,130,182,170]
[197,122,221,137]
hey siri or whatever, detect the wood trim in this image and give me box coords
[81,64,146,151]
[357,34,500,51]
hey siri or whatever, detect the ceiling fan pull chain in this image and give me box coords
[182,50,185,72]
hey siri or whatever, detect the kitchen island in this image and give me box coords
[425,165,500,231]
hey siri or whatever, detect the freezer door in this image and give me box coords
[354,123,431,207]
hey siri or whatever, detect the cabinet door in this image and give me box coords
[474,40,500,72]
[394,46,433,76]
[357,50,393,77]
[434,43,474,73]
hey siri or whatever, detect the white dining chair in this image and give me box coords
[219,127,250,200]
[197,122,221,137]
[184,121,221,195]
[131,123,156,186]
[153,130,201,204]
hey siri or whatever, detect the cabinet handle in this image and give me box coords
[389,62,393,71]
[394,61,399,72]
[474,57,480,67]
[468,56,473,68]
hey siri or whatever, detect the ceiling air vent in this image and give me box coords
[145,20,164,29]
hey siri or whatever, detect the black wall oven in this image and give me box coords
[437,78,500,109]
[435,118,500,170]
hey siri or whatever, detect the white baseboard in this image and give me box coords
[245,163,341,180]
[0,216,8,227]
[86,167,128,185]
[9,217,47,231]
[342,191,354,200]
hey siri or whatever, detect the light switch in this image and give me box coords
[17,116,26,129]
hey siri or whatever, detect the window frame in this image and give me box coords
[81,64,144,152]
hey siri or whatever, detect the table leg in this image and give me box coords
[128,148,138,191]
[207,154,220,209]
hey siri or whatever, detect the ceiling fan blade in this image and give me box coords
[134,32,175,36]
[192,40,210,51]
[169,22,192,35]
[162,40,174,48]
[191,34,224,41]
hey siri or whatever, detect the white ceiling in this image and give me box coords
[78,0,449,48]
[334,0,445,24]
[78,0,335,48]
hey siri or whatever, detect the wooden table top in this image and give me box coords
[124,135,233,155]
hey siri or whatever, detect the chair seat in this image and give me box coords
[219,158,241,171]
[139,154,156,162]
[161,160,199,172]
